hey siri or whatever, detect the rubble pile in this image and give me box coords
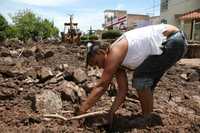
[0,40,199,132]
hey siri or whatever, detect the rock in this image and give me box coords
[22,49,33,57]
[25,68,38,79]
[2,57,15,66]
[5,38,23,49]
[44,51,54,58]
[10,50,18,57]
[188,70,199,82]
[35,47,45,61]
[180,74,188,80]
[35,90,62,114]
[0,68,25,78]
[56,64,69,72]
[87,68,102,77]
[73,68,87,83]
[36,67,54,82]
[30,46,37,53]
[0,49,11,57]
[63,70,74,81]
[57,81,86,103]
[192,95,200,107]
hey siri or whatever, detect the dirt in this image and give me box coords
[0,41,199,133]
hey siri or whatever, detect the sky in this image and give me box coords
[0,0,161,33]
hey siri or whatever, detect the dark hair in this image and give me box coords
[86,41,108,67]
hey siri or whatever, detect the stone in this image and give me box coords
[63,70,74,81]
[87,68,102,77]
[180,74,188,80]
[25,68,38,79]
[22,49,33,57]
[30,46,37,53]
[10,50,18,57]
[188,70,199,82]
[2,57,15,66]
[44,51,54,58]
[35,90,62,114]
[36,67,54,82]
[73,68,87,83]
[0,68,18,78]
[57,81,86,103]
[0,50,11,57]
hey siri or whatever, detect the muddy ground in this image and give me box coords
[0,41,199,133]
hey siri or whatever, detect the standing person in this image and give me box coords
[78,24,187,126]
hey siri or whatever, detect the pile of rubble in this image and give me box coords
[0,39,199,132]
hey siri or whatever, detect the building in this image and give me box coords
[160,0,200,41]
[104,10,155,31]
[150,16,161,25]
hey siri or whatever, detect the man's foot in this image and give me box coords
[130,113,162,128]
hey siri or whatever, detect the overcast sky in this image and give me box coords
[0,0,160,32]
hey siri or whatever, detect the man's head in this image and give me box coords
[86,41,108,68]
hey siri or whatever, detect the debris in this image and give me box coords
[1,57,15,66]
[57,81,86,103]
[180,74,188,80]
[43,110,108,121]
[188,70,199,82]
[36,67,54,82]
[35,90,62,114]
[73,68,87,83]
[44,51,54,58]
[22,49,33,57]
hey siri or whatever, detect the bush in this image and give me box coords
[88,35,98,40]
[0,14,8,42]
[81,35,98,41]
[102,30,122,39]
[80,35,88,41]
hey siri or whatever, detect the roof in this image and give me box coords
[127,14,149,17]
[178,9,200,20]
[104,9,127,13]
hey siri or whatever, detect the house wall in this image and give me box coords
[160,0,200,27]
[127,14,150,29]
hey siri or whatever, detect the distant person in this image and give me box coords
[78,24,188,126]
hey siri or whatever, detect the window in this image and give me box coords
[161,19,167,24]
[161,0,168,12]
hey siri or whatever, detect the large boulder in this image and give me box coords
[35,90,62,114]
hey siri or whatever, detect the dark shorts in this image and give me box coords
[132,31,188,92]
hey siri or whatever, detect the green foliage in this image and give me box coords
[0,14,8,42]
[102,30,122,39]
[80,35,88,41]
[81,34,98,41]
[88,35,98,40]
[11,9,59,41]
[6,25,18,39]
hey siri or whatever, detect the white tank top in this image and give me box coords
[120,24,169,70]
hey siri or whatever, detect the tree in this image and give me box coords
[11,9,59,41]
[0,14,8,42]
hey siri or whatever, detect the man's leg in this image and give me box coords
[137,88,153,115]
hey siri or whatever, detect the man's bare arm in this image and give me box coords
[109,68,128,114]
